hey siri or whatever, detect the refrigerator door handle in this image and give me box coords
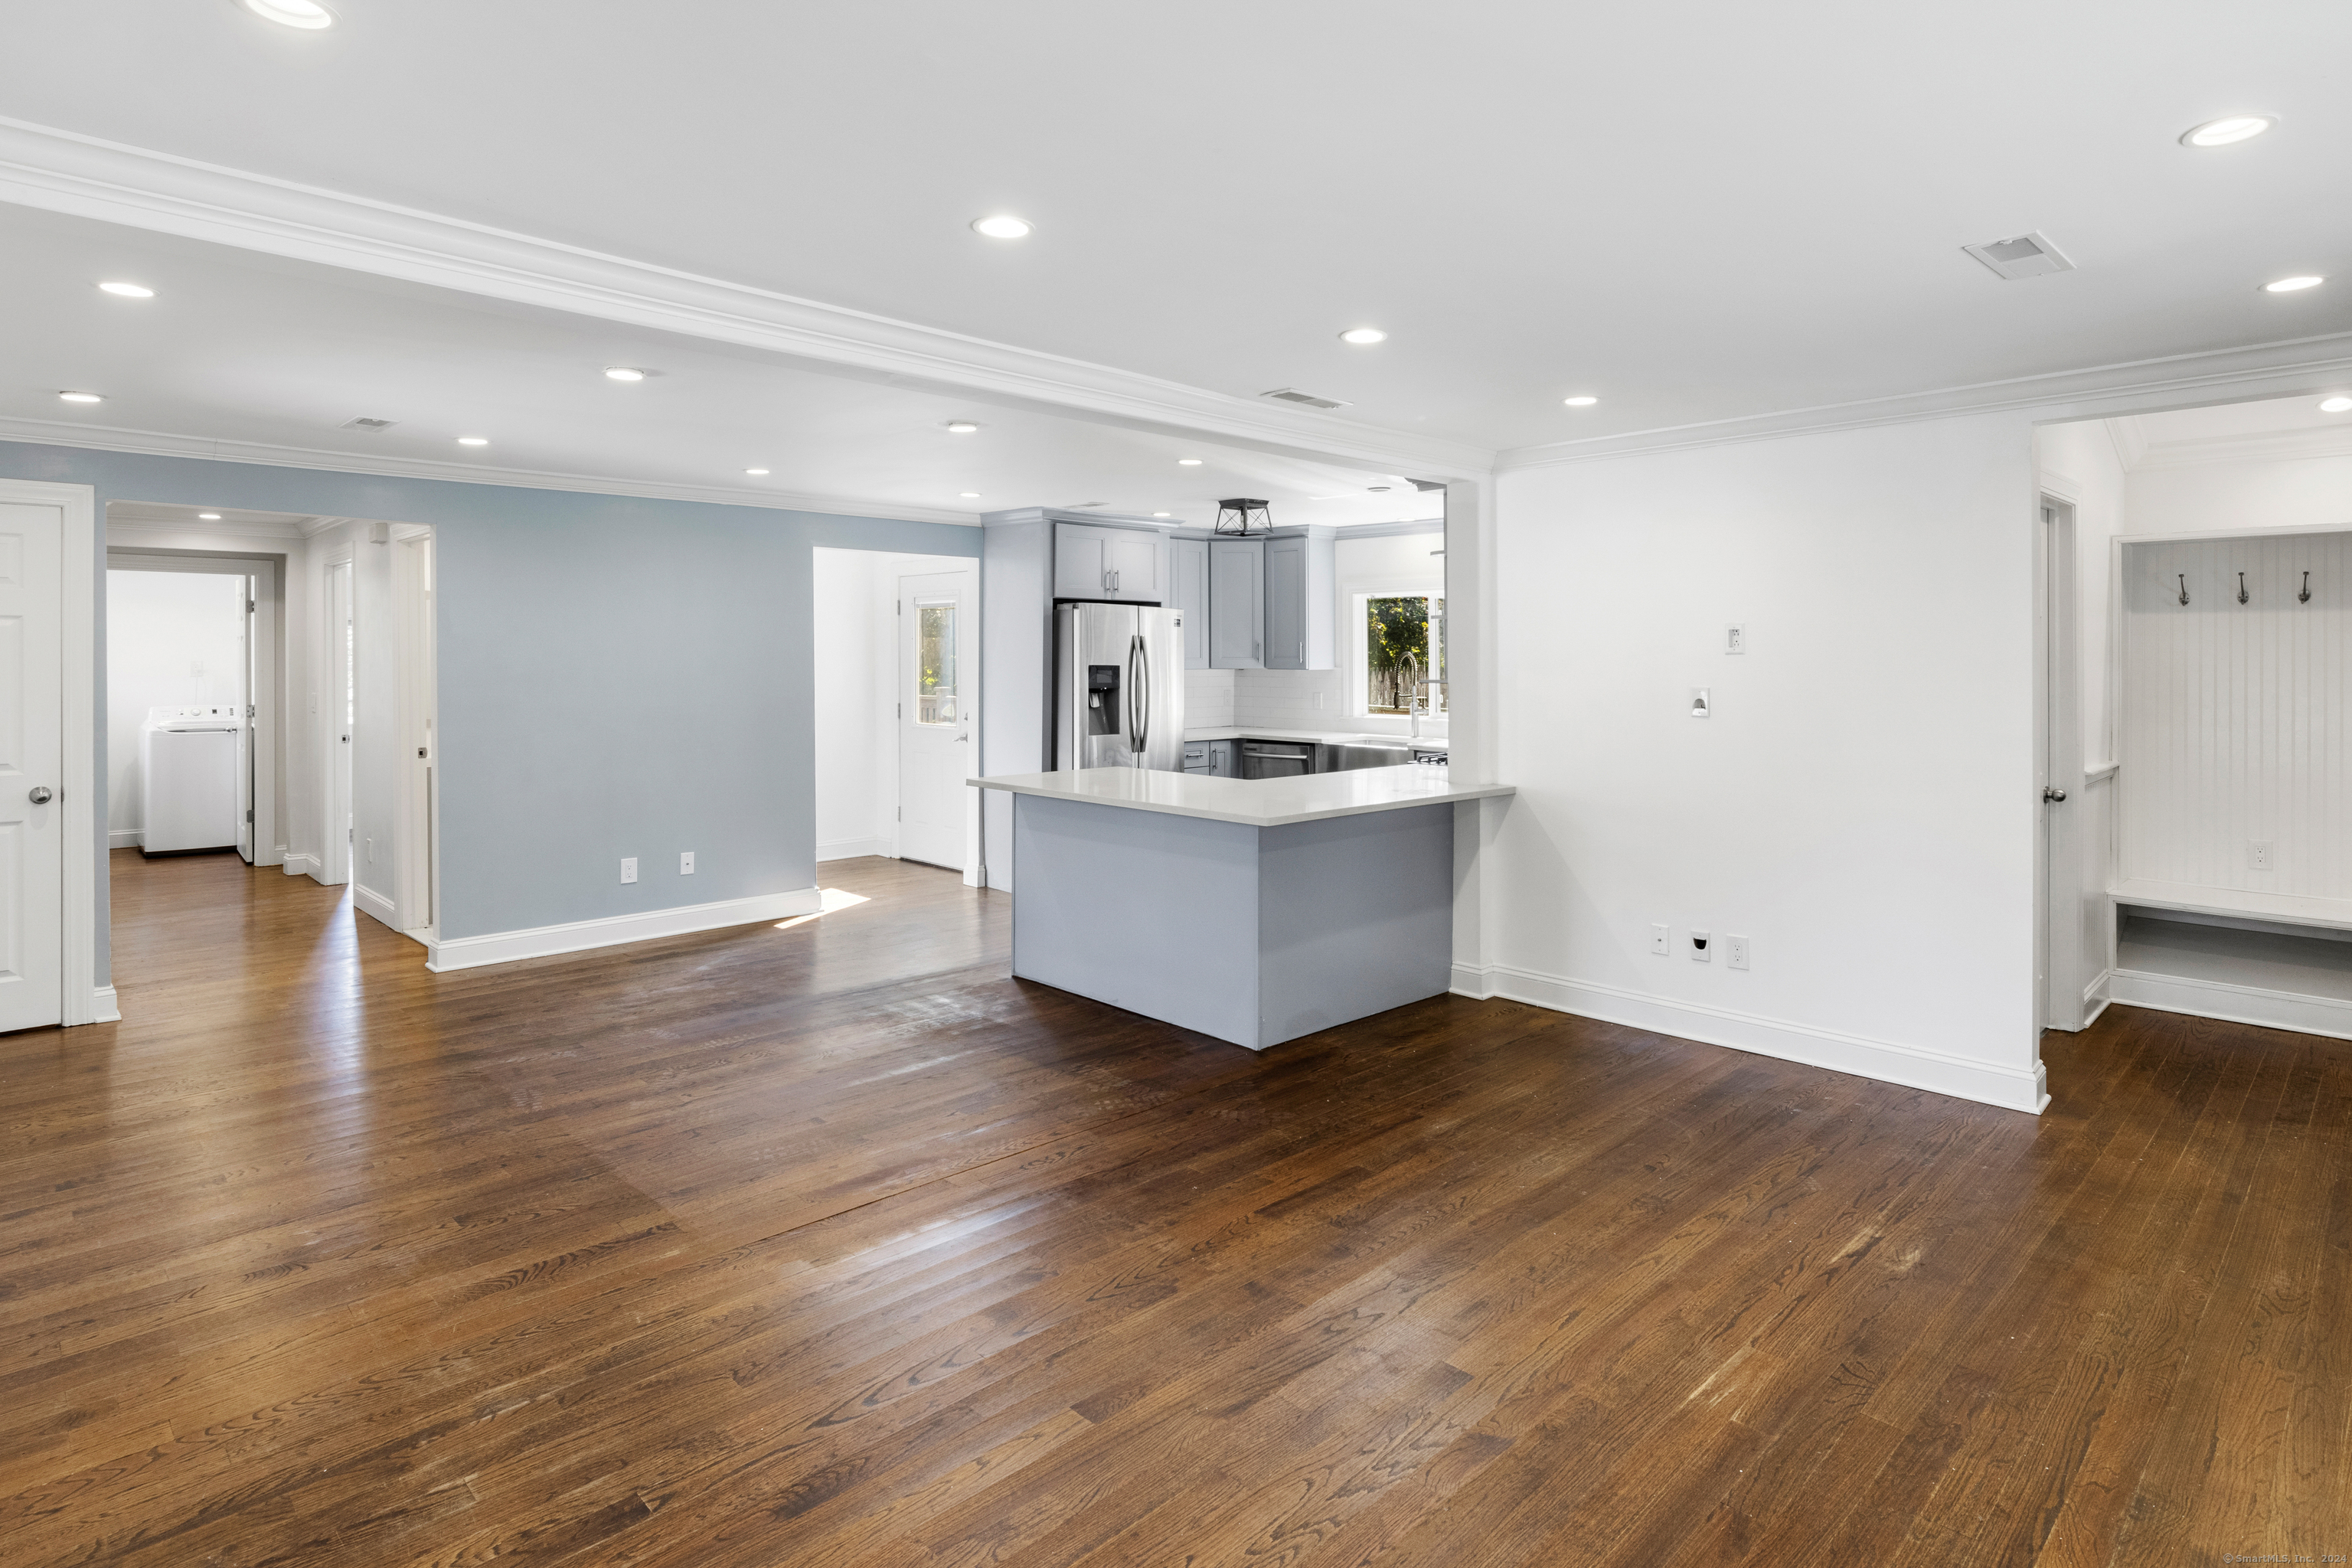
[1129,634,1148,753]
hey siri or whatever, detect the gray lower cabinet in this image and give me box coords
[1208,539,1265,668]
[1209,739,1236,777]
[1169,537,1208,669]
[1182,740,1212,776]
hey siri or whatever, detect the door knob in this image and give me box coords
[2043,786,2067,803]
[28,786,53,805]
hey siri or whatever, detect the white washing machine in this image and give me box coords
[140,706,242,854]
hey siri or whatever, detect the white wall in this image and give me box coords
[1484,413,2047,1112]
[2125,451,2352,537]
[812,547,891,860]
[104,569,247,844]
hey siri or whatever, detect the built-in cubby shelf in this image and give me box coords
[2109,878,2352,933]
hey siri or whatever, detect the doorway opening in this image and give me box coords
[2036,390,2352,1044]
[811,548,981,883]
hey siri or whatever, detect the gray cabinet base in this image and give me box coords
[1009,794,1453,1050]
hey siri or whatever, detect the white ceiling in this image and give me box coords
[1,205,1436,528]
[2,0,2348,481]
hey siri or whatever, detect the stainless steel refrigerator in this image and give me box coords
[1055,603,1187,772]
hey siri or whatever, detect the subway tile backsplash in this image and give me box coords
[1184,668,1236,727]
[1233,668,1350,729]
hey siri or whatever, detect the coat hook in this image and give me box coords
[2301,570,2312,603]
[2238,571,2250,605]
[2177,573,2190,606]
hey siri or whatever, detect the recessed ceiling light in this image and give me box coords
[2321,397,2352,413]
[1152,511,1171,518]
[1178,458,1203,466]
[745,468,770,475]
[198,512,223,521]
[2264,275,2324,293]
[1338,327,1387,345]
[240,0,335,28]
[1563,395,1599,407]
[2181,114,2275,148]
[959,492,982,498]
[58,390,103,403]
[971,215,1033,240]
[944,420,981,434]
[456,436,489,446]
[97,281,155,299]
[603,367,646,382]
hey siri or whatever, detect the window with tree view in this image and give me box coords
[1365,595,1444,714]
[916,602,958,724]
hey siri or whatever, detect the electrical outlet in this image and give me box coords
[1725,624,1746,655]
[1650,923,1670,956]
[1726,935,1751,971]
[620,857,637,884]
[680,851,695,876]
[1690,929,1712,962]
[1690,687,1711,718]
[2249,841,2274,871]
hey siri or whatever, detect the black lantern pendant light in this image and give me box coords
[1214,498,1272,536]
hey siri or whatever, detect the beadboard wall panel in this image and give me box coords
[2119,531,2350,900]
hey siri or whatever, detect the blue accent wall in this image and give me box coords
[0,439,977,978]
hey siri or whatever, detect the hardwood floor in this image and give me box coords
[3,850,2346,1566]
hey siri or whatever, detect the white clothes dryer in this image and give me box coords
[140,705,241,854]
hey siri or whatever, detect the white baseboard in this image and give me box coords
[817,837,894,863]
[109,828,141,848]
[2108,966,2352,1042]
[423,887,826,972]
[1447,962,2049,1115]
[2079,970,2112,1031]
[88,984,120,1024]
[351,881,398,929]
[282,852,322,878]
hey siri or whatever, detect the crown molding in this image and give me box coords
[0,413,978,526]
[2123,423,2352,472]
[2105,416,2149,472]
[0,116,1492,481]
[1496,332,2352,471]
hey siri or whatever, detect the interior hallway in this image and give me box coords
[2,854,2347,1566]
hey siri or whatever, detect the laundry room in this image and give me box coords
[106,558,260,861]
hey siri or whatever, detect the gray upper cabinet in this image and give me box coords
[1169,537,1208,669]
[1053,522,1165,602]
[1208,538,1265,668]
[1263,531,1336,670]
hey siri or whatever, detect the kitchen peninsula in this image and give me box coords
[971,765,1514,1050]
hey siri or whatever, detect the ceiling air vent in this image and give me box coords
[1963,232,2075,280]
[1260,387,1352,410]
[341,416,398,431]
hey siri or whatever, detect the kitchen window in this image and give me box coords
[1361,593,1444,715]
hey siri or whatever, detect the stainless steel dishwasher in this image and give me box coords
[1239,740,1318,779]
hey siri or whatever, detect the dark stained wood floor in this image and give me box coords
[2,850,2345,1566]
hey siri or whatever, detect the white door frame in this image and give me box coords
[323,551,354,887]
[895,567,978,875]
[2037,492,2086,1031]
[391,526,437,933]
[2,479,103,1025]
[103,551,284,870]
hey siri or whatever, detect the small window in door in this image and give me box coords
[916,600,959,724]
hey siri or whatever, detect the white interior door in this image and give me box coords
[898,569,975,870]
[328,559,354,887]
[0,501,64,1032]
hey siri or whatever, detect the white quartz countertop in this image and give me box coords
[1181,727,1449,747]
[970,764,1513,828]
